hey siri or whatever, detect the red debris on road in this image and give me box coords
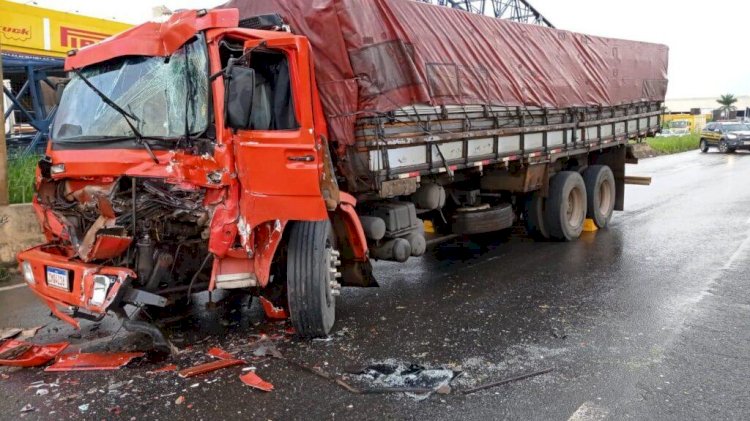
[45,352,145,371]
[178,358,244,378]
[259,297,288,320]
[0,340,69,367]
[147,364,178,374]
[240,371,274,392]
[207,347,236,361]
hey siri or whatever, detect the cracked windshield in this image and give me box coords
[52,36,209,142]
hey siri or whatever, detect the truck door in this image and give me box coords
[229,38,327,228]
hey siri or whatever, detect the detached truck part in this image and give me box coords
[17,1,668,341]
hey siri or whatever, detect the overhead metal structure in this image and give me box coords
[417,0,554,28]
[1,0,131,156]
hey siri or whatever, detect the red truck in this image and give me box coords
[17,1,668,348]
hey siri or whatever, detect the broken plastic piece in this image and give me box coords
[240,371,274,392]
[148,364,178,374]
[177,358,244,378]
[45,352,145,371]
[0,328,22,341]
[0,340,69,367]
[207,347,235,360]
[259,296,288,320]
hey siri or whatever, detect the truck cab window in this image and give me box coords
[247,50,298,131]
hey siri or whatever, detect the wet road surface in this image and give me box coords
[1,149,749,420]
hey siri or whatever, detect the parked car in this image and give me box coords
[699,122,750,153]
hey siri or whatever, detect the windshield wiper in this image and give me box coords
[73,68,160,163]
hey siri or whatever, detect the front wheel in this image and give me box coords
[719,140,729,153]
[286,220,338,338]
[699,139,709,153]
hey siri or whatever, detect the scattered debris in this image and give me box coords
[175,395,185,405]
[178,358,244,378]
[207,347,236,361]
[148,364,177,374]
[17,325,45,341]
[20,404,35,413]
[35,389,49,396]
[78,403,89,412]
[350,363,456,399]
[250,338,283,359]
[258,297,288,320]
[460,367,554,394]
[45,352,145,372]
[0,340,69,367]
[436,384,452,395]
[240,371,274,392]
[284,358,360,394]
[0,328,22,341]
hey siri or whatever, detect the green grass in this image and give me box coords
[645,133,701,154]
[7,154,39,204]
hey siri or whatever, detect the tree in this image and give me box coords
[717,94,738,118]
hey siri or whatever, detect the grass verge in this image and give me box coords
[8,154,39,204]
[645,133,700,154]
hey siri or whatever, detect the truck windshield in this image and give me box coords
[52,35,209,145]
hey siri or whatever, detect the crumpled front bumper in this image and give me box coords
[17,245,136,329]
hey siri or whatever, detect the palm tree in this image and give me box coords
[717,94,738,118]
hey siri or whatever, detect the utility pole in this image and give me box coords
[0,40,8,206]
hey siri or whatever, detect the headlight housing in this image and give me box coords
[90,275,114,306]
[727,133,738,140]
[22,261,35,285]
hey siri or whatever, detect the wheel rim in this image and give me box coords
[598,178,613,216]
[720,142,727,152]
[323,241,341,308]
[566,186,585,228]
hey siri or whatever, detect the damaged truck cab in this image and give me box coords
[18,9,350,339]
[18,4,667,343]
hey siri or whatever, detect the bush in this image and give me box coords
[645,133,700,154]
[7,154,39,204]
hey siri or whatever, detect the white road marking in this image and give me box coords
[568,402,609,421]
[0,283,26,292]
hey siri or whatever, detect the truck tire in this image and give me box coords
[452,203,514,235]
[699,139,709,153]
[524,191,549,239]
[286,220,337,338]
[582,165,615,228]
[544,171,587,241]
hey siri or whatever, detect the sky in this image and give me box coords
[11,0,750,99]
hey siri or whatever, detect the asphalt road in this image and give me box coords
[1,149,749,420]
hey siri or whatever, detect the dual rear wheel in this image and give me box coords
[525,165,615,241]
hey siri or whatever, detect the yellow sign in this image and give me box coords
[0,0,131,58]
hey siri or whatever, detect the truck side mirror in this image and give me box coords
[224,64,255,130]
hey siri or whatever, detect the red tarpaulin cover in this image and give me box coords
[223,0,669,146]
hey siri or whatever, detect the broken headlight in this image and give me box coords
[90,275,114,306]
[22,261,35,285]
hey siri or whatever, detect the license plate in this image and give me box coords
[46,267,70,291]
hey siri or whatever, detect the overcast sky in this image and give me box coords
[12,0,750,99]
